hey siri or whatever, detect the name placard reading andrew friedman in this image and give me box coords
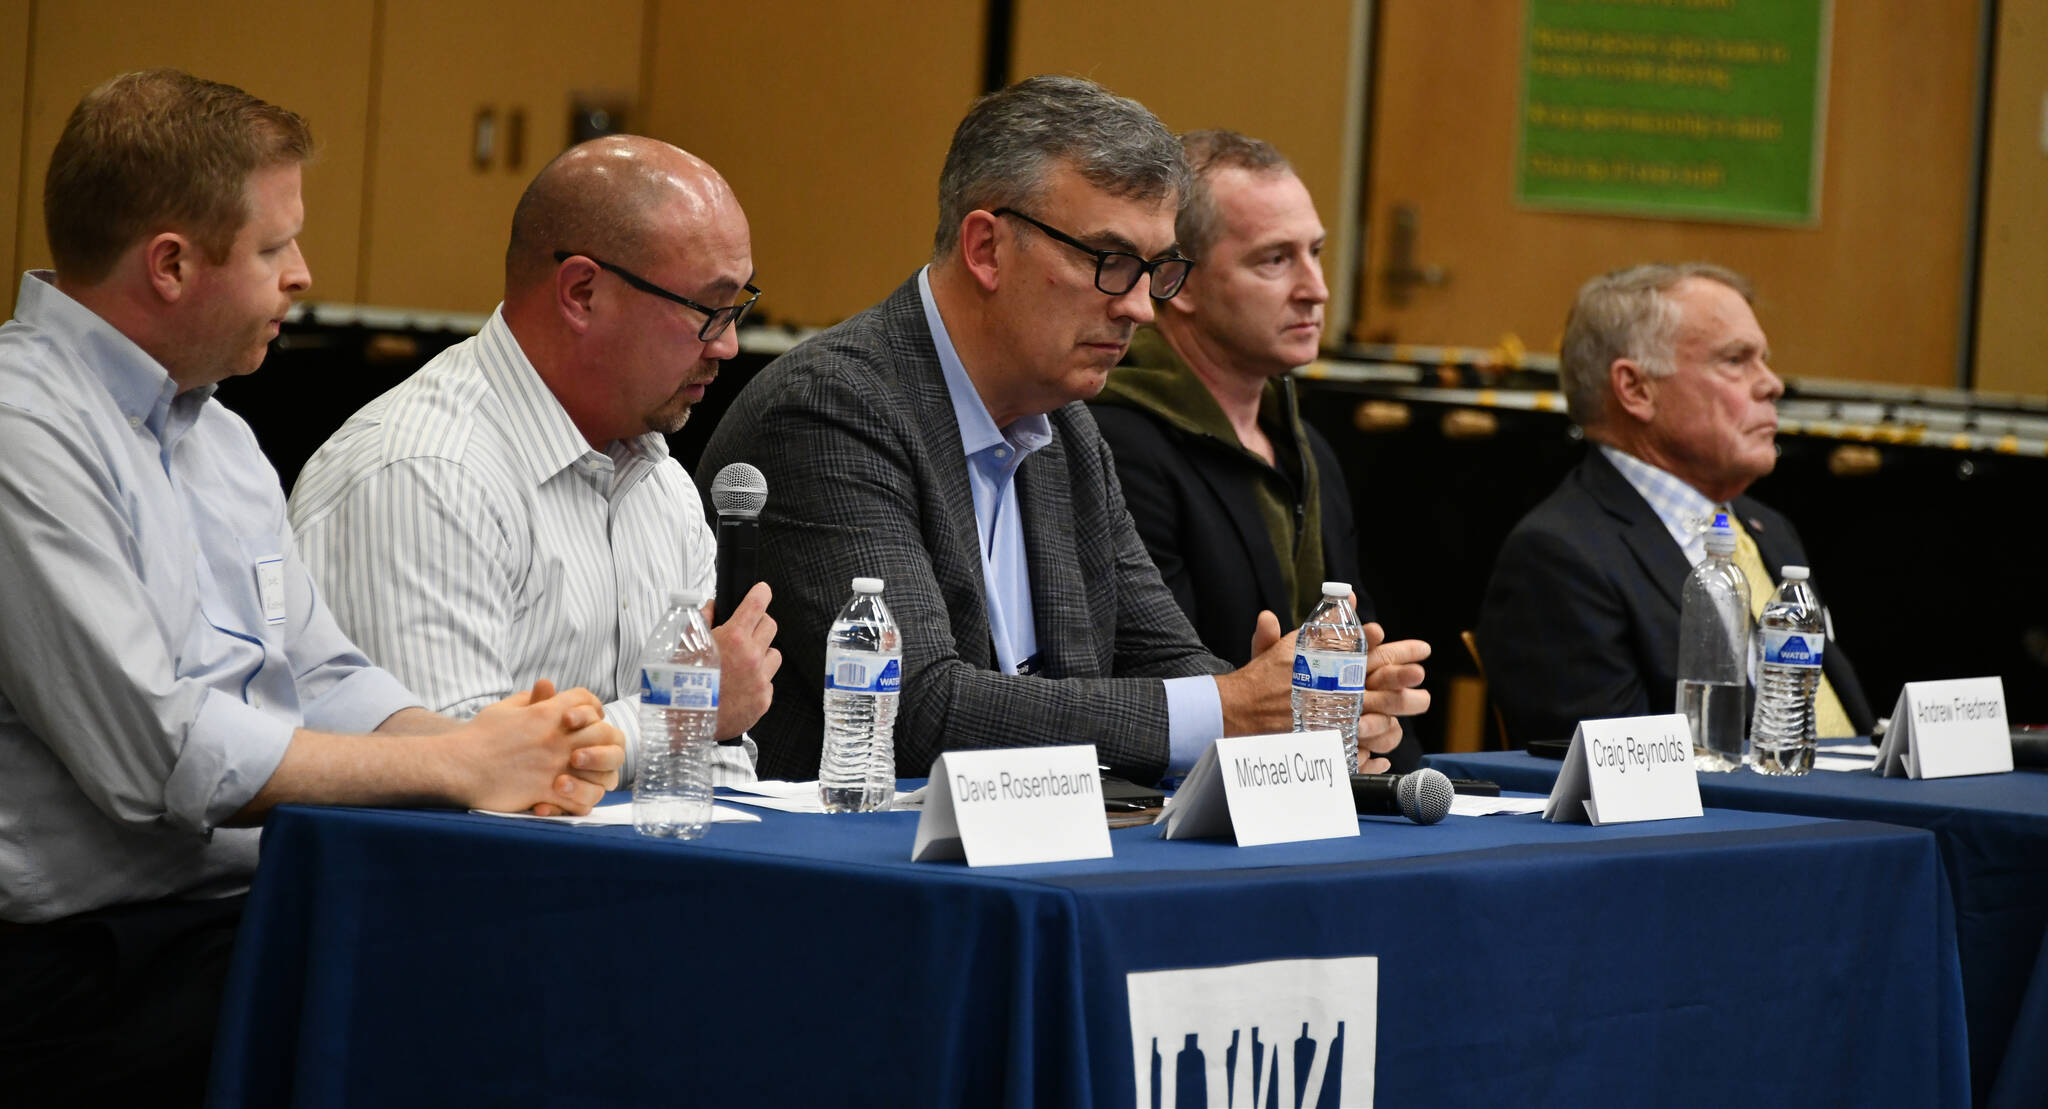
[1878,676,2012,779]
[911,745,1112,867]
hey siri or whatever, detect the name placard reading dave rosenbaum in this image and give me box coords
[912,744,1113,866]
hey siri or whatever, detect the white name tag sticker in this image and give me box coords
[1875,676,2011,779]
[911,745,1111,866]
[1159,731,1358,846]
[1543,714,1703,826]
[253,556,288,626]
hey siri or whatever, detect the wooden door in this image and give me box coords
[643,0,985,328]
[358,0,643,312]
[1355,0,1982,387]
[1,0,28,307]
[9,0,376,315]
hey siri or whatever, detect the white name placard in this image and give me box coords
[1159,731,1358,846]
[1543,714,1703,826]
[911,745,1112,866]
[1875,676,2011,779]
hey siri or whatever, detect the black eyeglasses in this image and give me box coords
[990,209,1193,300]
[554,251,760,342]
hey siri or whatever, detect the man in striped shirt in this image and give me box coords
[291,137,780,786]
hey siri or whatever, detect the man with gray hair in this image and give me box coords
[1477,263,1872,744]
[701,77,1428,783]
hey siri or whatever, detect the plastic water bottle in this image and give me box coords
[819,577,902,813]
[1750,565,1825,776]
[1291,582,1368,772]
[1676,513,1752,772]
[634,591,720,837]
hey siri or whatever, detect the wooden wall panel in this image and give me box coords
[1,0,29,314]
[1010,0,1358,252]
[359,0,643,312]
[1974,0,2048,395]
[1357,0,1982,388]
[642,0,985,327]
[14,0,375,311]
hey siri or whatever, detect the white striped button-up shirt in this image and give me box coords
[290,308,753,785]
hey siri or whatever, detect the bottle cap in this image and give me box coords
[669,590,706,608]
[1321,581,1351,597]
[1703,513,1736,555]
[851,577,884,594]
[1780,565,1810,581]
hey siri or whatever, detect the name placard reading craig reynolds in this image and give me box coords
[1544,713,1703,826]
[912,745,1112,866]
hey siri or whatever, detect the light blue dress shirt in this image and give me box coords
[1601,445,1720,568]
[0,272,419,922]
[916,268,1221,771]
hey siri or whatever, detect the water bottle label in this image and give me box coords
[825,650,902,693]
[1291,649,1367,692]
[640,664,719,709]
[1759,629,1824,669]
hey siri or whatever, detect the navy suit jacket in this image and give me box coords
[699,276,1227,783]
[1477,448,1874,745]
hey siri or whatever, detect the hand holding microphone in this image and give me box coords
[711,462,767,625]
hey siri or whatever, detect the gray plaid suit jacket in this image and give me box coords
[699,275,1229,782]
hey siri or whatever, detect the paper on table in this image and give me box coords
[472,802,761,826]
[1448,794,1548,817]
[719,780,918,814]
[1813,754,1879,773]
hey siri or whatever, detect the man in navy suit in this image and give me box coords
[1478,263,1873,744]
[700,77,1430,783]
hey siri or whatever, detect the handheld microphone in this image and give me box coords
[1349,767,1456,825]
[710,463,767,625]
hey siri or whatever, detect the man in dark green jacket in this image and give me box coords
[1091,130,1427,771]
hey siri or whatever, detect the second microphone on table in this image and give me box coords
[1350,768,1487,825]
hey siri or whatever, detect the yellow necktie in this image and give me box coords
[1724,511,1855,737]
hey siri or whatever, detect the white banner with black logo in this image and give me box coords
[1127,956,1377,1108]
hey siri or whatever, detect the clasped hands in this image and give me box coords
[468,679,623,818]
[1218,611,1432,775]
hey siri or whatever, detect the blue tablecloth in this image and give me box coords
[1429,749,2048,1108]
[207,795,1967,1108]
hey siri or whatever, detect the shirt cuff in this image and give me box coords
[1162,675,1225,776]
[302,666,425,736]
[708,735,757,786]
[609,701,758,789]
[169,689,297,833]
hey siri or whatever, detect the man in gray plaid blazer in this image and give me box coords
[700,76,1430,785]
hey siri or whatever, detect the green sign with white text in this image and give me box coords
[1516,0,1830,224]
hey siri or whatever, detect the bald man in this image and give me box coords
[291,136,779,785]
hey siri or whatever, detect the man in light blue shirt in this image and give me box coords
[0,69,623,1106]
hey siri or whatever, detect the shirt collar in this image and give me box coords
[1601,444,1721,560]
[917,266,1052,460]
[16,271,184,435]
[472,306,658,487]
